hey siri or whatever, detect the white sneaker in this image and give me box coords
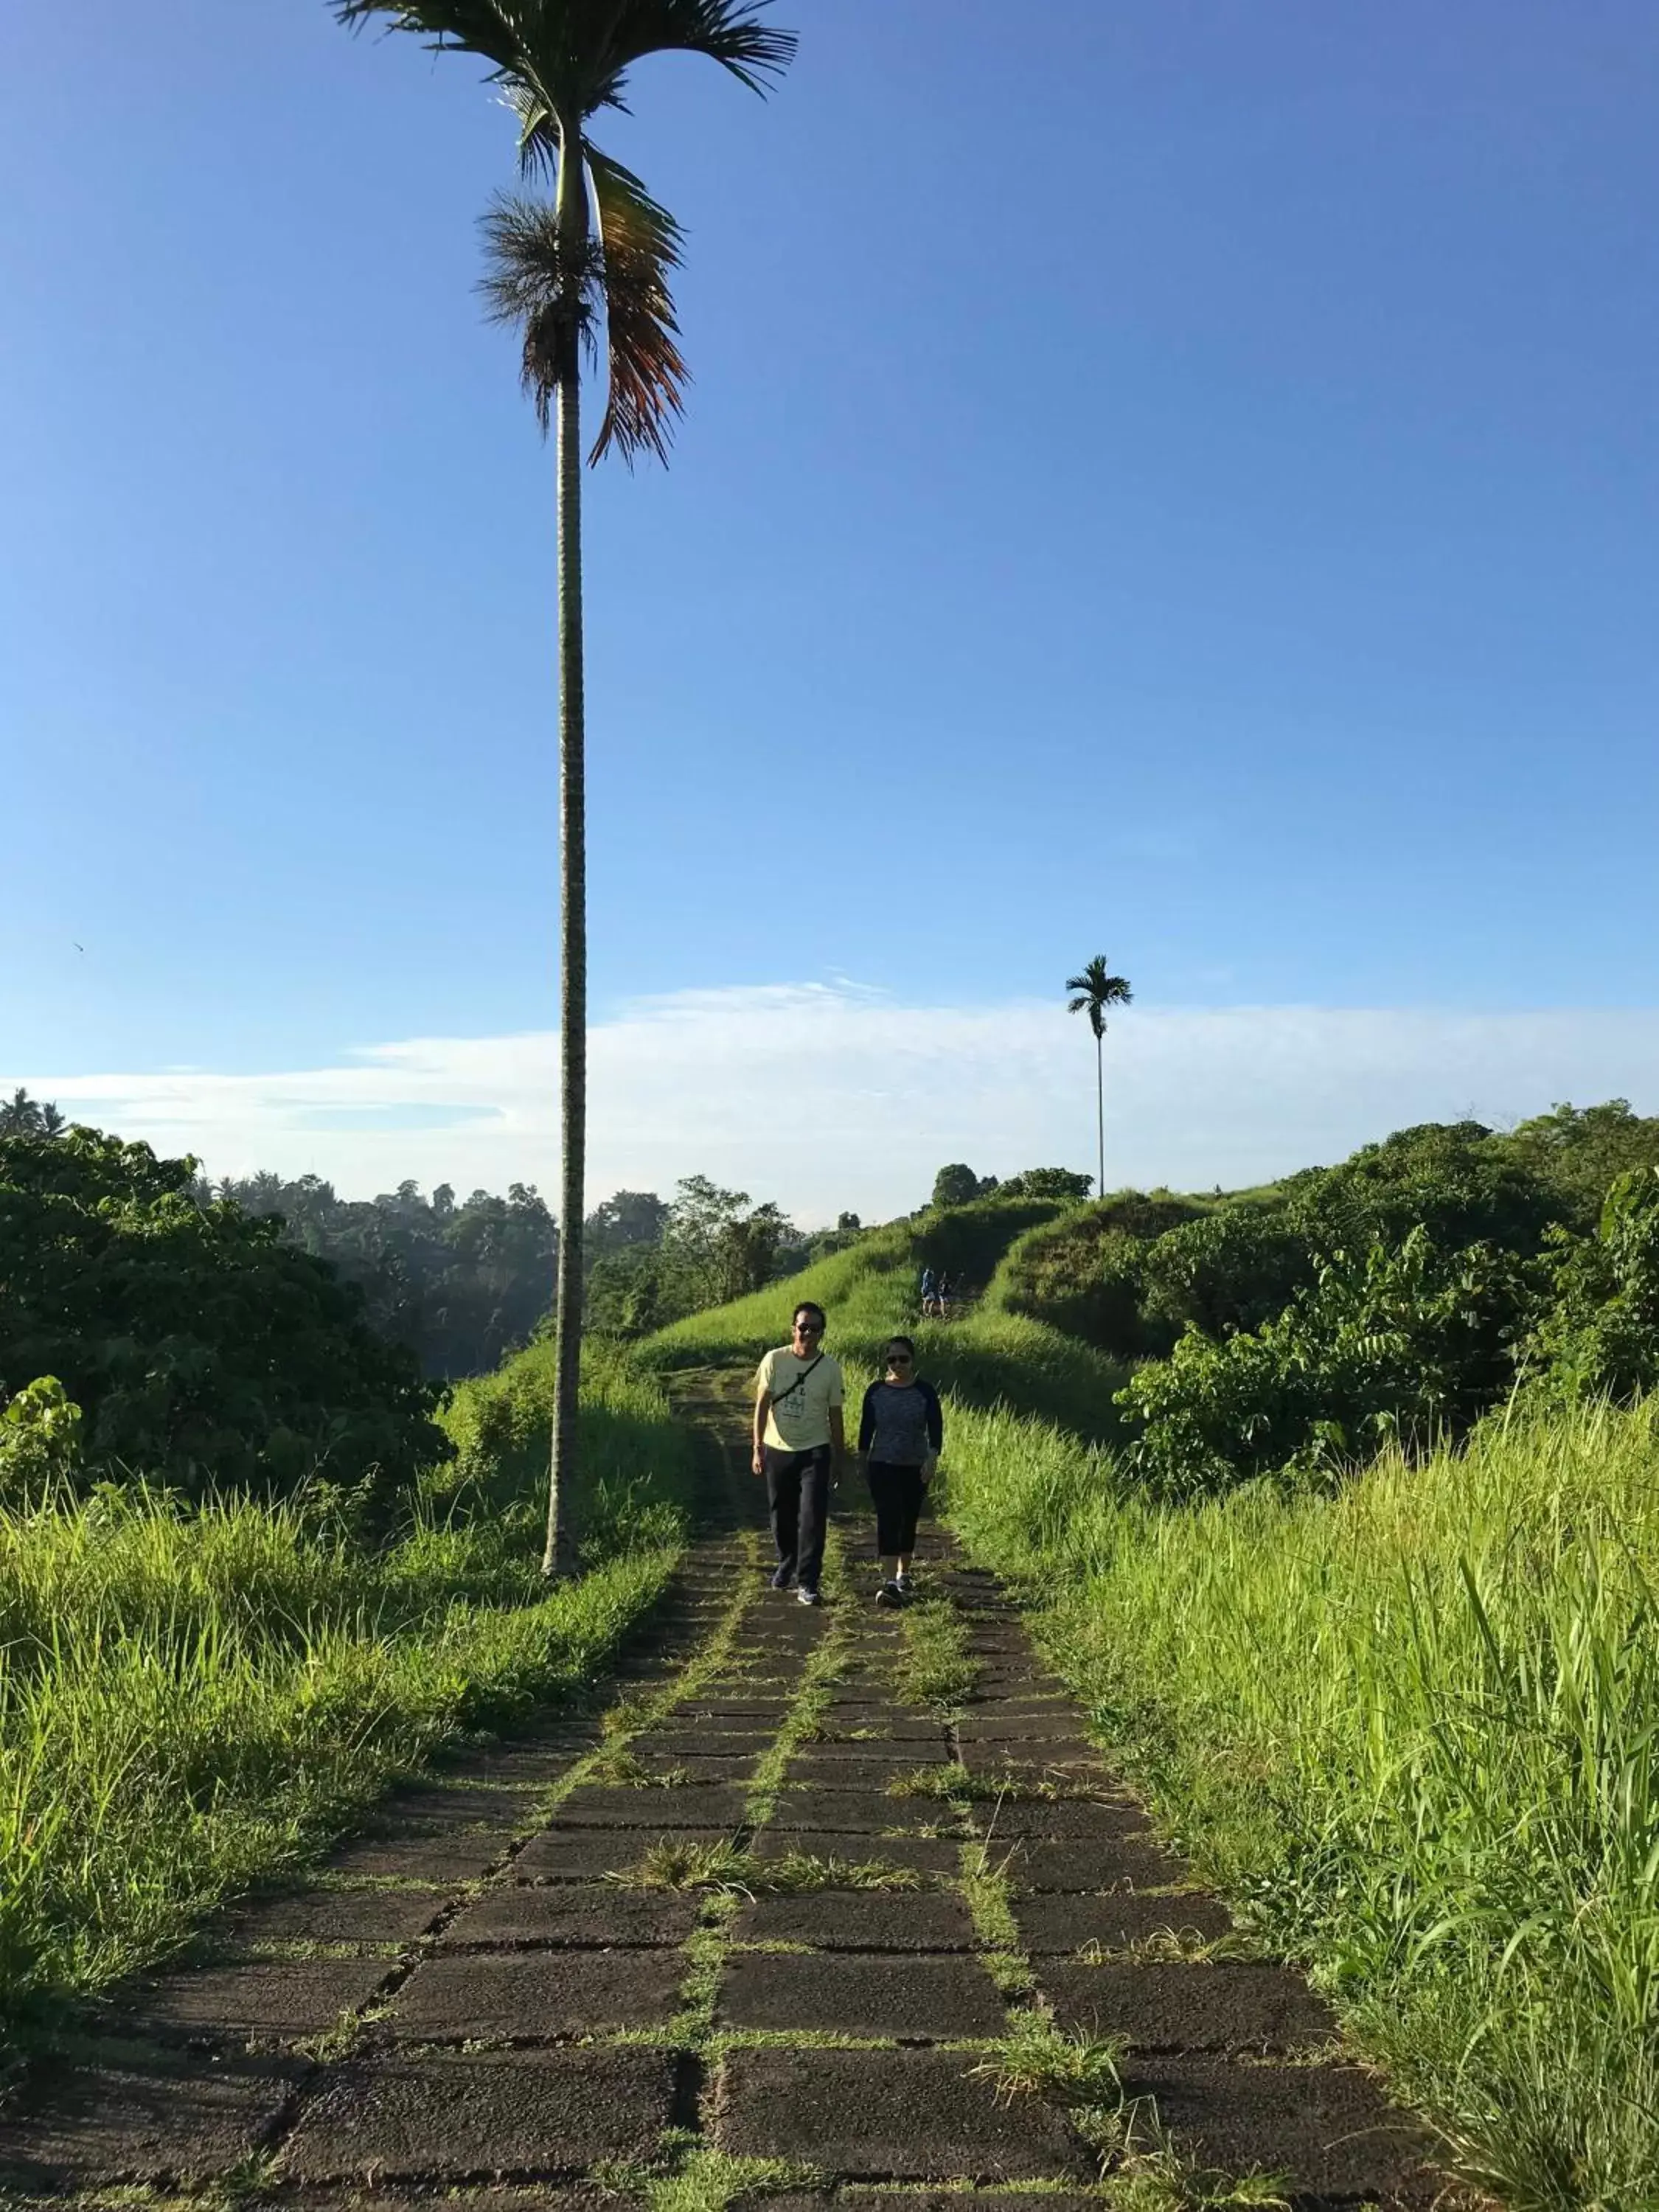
[796,1585,821,1607]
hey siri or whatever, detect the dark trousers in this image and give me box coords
[765,1444,832,1590]
[866,1461,926,1557]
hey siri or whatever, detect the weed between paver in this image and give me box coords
[757,1850,928,1893]
[897,1595,981,1712]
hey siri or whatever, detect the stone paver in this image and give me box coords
[221,1884,448,1947]
[1120,2054,1445,2201]
[716,2045,1092,2180]
[513,1827,730,1879]
[765,1787,960,1834]
[119,1958,391,2039]
[750,1829,964,1877]
[388,1950,684,2037]
[322,1830,518,1881]
[0,1411,1453,2208]
[439,1882,700,1947]
[733,1891,978,1951]
[0,2048,306,2192]
[552,1783,753,1828]
[1040,1959,1339,2051]
[282,2048,682,2180]
[718,1951,1006,2037]
[1014,1888,1236,1954]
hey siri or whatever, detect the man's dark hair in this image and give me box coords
[885,1335,916,1361]
[793,1301,827,1327]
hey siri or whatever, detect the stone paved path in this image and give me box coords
[0,1374,1458,2210]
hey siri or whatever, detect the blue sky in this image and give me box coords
[4,1,1658,1209]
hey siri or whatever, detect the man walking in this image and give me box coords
[753,1301,845,1606]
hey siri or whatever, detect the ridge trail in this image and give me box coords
[0,1366,1458,2210]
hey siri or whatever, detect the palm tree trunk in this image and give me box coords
[1096,1032,1105,1201]
[543,127,588,1581]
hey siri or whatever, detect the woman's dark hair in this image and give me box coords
[794,1301,827,1328]
[884,1335,916,1365]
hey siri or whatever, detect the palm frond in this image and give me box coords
[478,192,595,433]
[331,1,525,76]
[598,0,797,96]
[335,1,793,157]
[479,167,686,465]
[587,149,687,465]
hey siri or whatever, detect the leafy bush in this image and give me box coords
[0,1127,448,1512]
[998,1191,1206,1350]
[1119,1228,1540,1495]
[1133,1204,1314,1353]
[1012,1120,1576,1374]
[996,1166,1094,1201]
[1524,1167,1659,1408]
[0,1377,83,1497]
[1498,1097,1659,1223]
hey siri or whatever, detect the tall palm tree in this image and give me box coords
[1065,956,1133,1203]
[331,1,795,1576]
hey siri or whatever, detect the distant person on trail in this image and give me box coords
[919,1266,939,1318]
[753,1301,845,1607]
[858,1335,942,1606]
[937,1270,955,1317]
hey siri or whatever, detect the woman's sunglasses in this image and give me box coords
[886,1352,913,1366]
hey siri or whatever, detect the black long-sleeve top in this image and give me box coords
[858,1378,944,1464]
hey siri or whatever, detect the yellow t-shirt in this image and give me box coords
[757,1346,845,1452]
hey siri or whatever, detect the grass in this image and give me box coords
[613,1837,755,1893]
[895,1596,979,1712]
[946,1385,1659,2209]
[970,2007,1124,2107]
[0,1349,699,2049]
[751,1850,925,1893]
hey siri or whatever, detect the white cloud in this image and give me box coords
[12,984,1659,1223]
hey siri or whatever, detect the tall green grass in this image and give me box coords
[0,1353,695,2045]
[945,1391,1659,2209]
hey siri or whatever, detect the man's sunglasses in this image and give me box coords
[887,1352,913,1366]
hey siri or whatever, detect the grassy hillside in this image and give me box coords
[945,1391,1659,2206]
[0,1351,696,2047]
[640,1196,1129,1441]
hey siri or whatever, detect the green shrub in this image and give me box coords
[0,1127,447,1512]
[1525,1167,1659,1408]
[995,1191,1206,1351]
[1498,1097,1659,1224]
[1119,1227,1540,1495]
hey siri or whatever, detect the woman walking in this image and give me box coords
[857,1336,942,1606]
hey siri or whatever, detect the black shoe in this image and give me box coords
[875,1580,902,1608]
[771,1564,795,1591]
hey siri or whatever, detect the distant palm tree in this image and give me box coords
[0,1088,64,1139]
[1065,956,1133,1202]
[331,1,795,1576]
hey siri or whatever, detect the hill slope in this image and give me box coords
[639,1196,1128,1441]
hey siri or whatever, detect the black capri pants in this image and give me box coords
[866,1461,927,1556]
